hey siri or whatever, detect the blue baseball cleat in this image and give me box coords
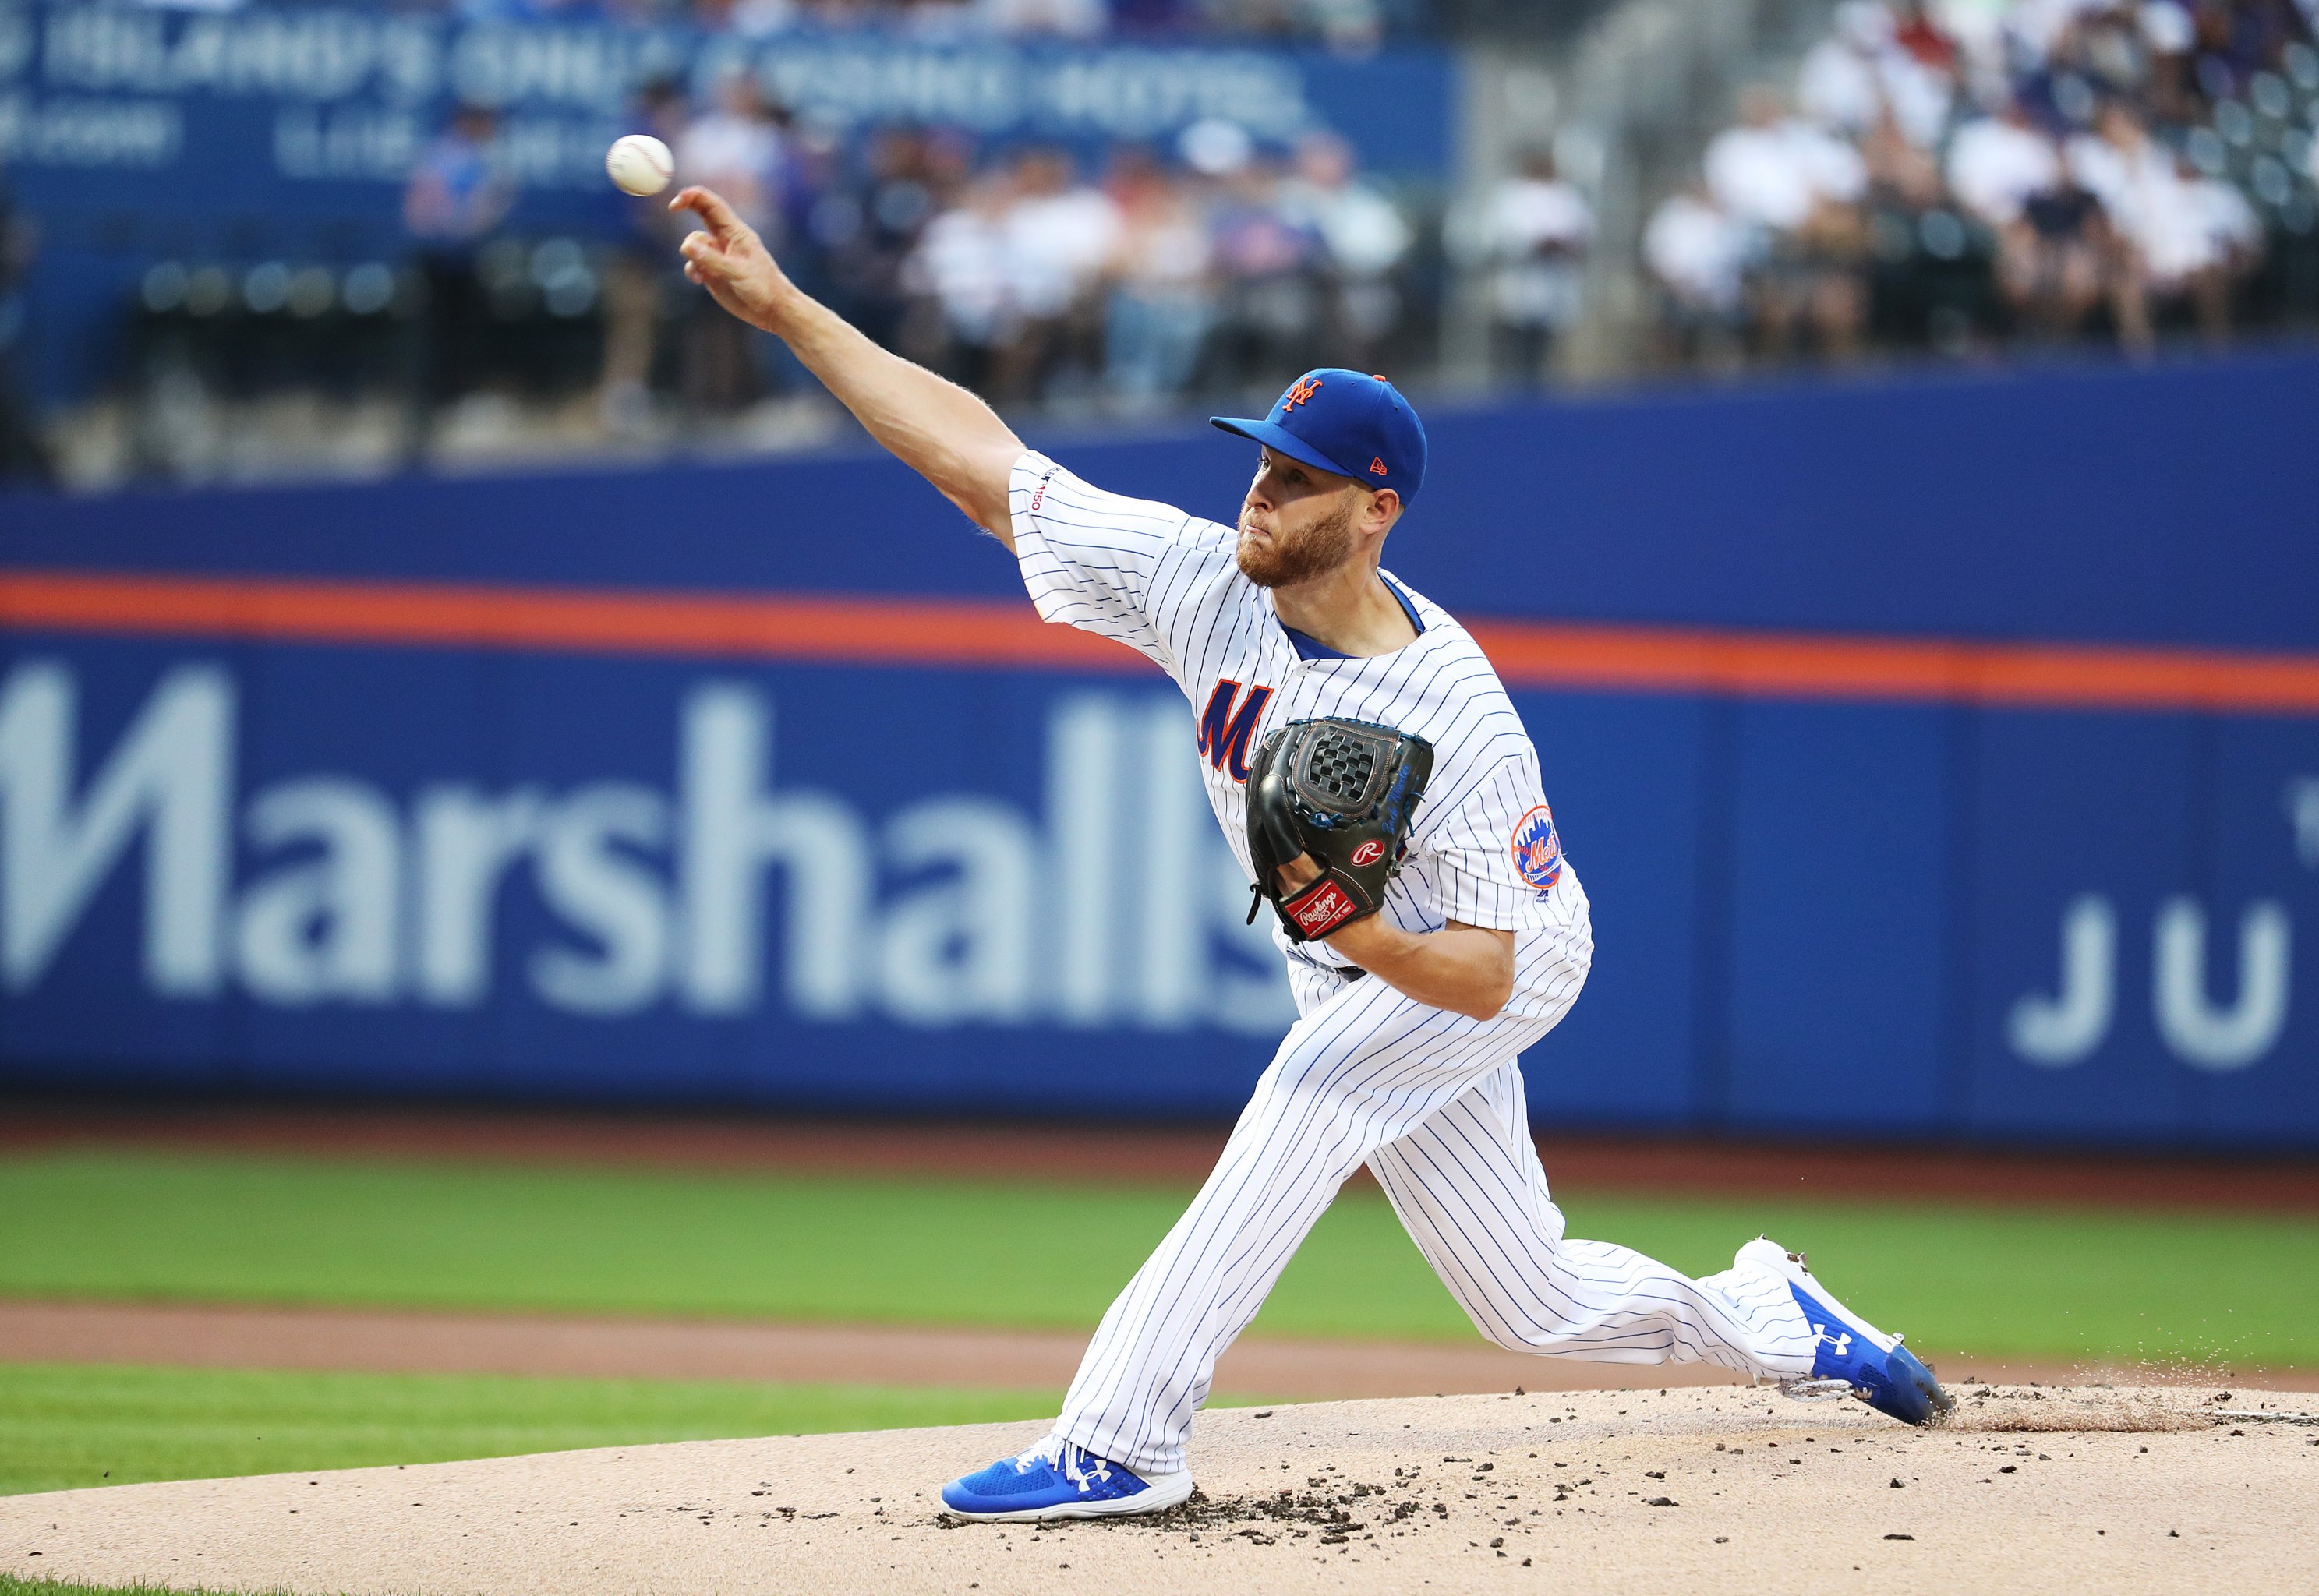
[939,1435,1195,1521]
[1740,1237,1955,1426]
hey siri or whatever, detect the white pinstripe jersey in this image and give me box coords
[1010,450,1591,1011]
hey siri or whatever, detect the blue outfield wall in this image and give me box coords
[3,351,2319,1148]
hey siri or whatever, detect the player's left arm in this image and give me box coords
[1272,854,1514,1019]
[1329,915,1516,1021]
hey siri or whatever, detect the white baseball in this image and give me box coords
[606,134,674,198]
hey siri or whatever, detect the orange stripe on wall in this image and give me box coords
[0,570,1146,673]
[1463,622,2319,714]
[6,569,2319,715]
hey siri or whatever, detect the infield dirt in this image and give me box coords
[4,1383,2312,1596]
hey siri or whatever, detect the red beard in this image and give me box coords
[1236,499,1357,588]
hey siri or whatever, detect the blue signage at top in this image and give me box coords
[0,3,1455,225]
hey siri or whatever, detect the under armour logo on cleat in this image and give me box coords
[1815,1323,1853,1357]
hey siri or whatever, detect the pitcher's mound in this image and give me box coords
[3,1383,2310,1594]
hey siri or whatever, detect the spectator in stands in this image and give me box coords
[1101,148,1216,411]
[1946,96,2062,230]
[1706,87,1871,358]
[2076,98,2264,341]
[2064,98,2185,346]
[402,104,515,437]
[1282,132,1413,373]
[1798,0,1954,147]
[1667,0,2319,368]
[994,146,1121,399]
[2141,145,2264,339]
[1889,0,1960,74]
[1479,148,1592,386]
[1706,86,1870,235]
[906,165,1016,392]
[1643,178,1748,366]
[0,171,50,486]
[1202,139,1327,395]
[675,71,790,413]
[600,78,695,436]
[680,72,787,232]
[1946,94,2119,343]
[1859,110,1992,347]
[812,127,949,353]
[2008,145,2133,341]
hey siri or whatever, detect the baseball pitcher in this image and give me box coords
[669,184,1952,1522]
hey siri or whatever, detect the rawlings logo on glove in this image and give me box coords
[1245,717,1434,945]
[1289,881,1359,936]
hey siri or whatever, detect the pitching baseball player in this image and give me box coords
[670,184,1952,1522]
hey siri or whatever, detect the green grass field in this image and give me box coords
[1,1146,2311,1502]
[3,1149,2310,1365]
[0,1363,1047,1499]
[1,1580,302,1596]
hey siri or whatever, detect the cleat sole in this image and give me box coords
[942,1470,1194,1522]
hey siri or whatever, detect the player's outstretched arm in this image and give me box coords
[670,185,1023,542]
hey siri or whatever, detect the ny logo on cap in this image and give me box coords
[1281,376,1323,411]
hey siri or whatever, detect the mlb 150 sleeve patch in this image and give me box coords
[1010,451,1201,674]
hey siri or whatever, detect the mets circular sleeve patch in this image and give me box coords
[1511,803,1563,895]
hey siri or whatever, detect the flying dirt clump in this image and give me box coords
[1948,1382,2212,1435]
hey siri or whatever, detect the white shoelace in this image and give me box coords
[1016,1435,1114,1491]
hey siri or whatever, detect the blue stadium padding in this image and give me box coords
[4,355,2318,1148]
[1960,711,2202,1142]
[9,351,2318,649]
[1511,691,1706,1128]
[2194,716,2319,1146]
[1722,703,1953,1135]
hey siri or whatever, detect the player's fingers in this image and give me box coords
[671,185,748,244]
[682,260,704,285]
[678,229,732,277]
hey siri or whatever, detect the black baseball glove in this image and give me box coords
[1245,717,1435,942]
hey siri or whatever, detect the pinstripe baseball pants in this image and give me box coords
[1052,927,1819,1477]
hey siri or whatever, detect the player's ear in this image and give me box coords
[1365,487,1402,534]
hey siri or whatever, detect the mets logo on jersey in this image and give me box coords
[1196,678,1274,782]
[1510,804,1562,896]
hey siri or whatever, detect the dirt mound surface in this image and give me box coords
[3,1384,2312,1595]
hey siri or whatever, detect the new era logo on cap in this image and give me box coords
[1211,369,1429,510]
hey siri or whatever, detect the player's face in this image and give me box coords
[1237,449,1363,589]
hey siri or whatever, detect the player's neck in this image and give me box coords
[1269,559,1417,659]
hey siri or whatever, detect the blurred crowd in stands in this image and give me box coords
[18,0,2319,489]
[1648,0,2319,362]
[397,78,1436,443]
[0,177,40,482]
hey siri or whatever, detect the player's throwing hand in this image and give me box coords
[670,185,791,332]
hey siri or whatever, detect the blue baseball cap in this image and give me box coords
[1211,369,1428,510]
